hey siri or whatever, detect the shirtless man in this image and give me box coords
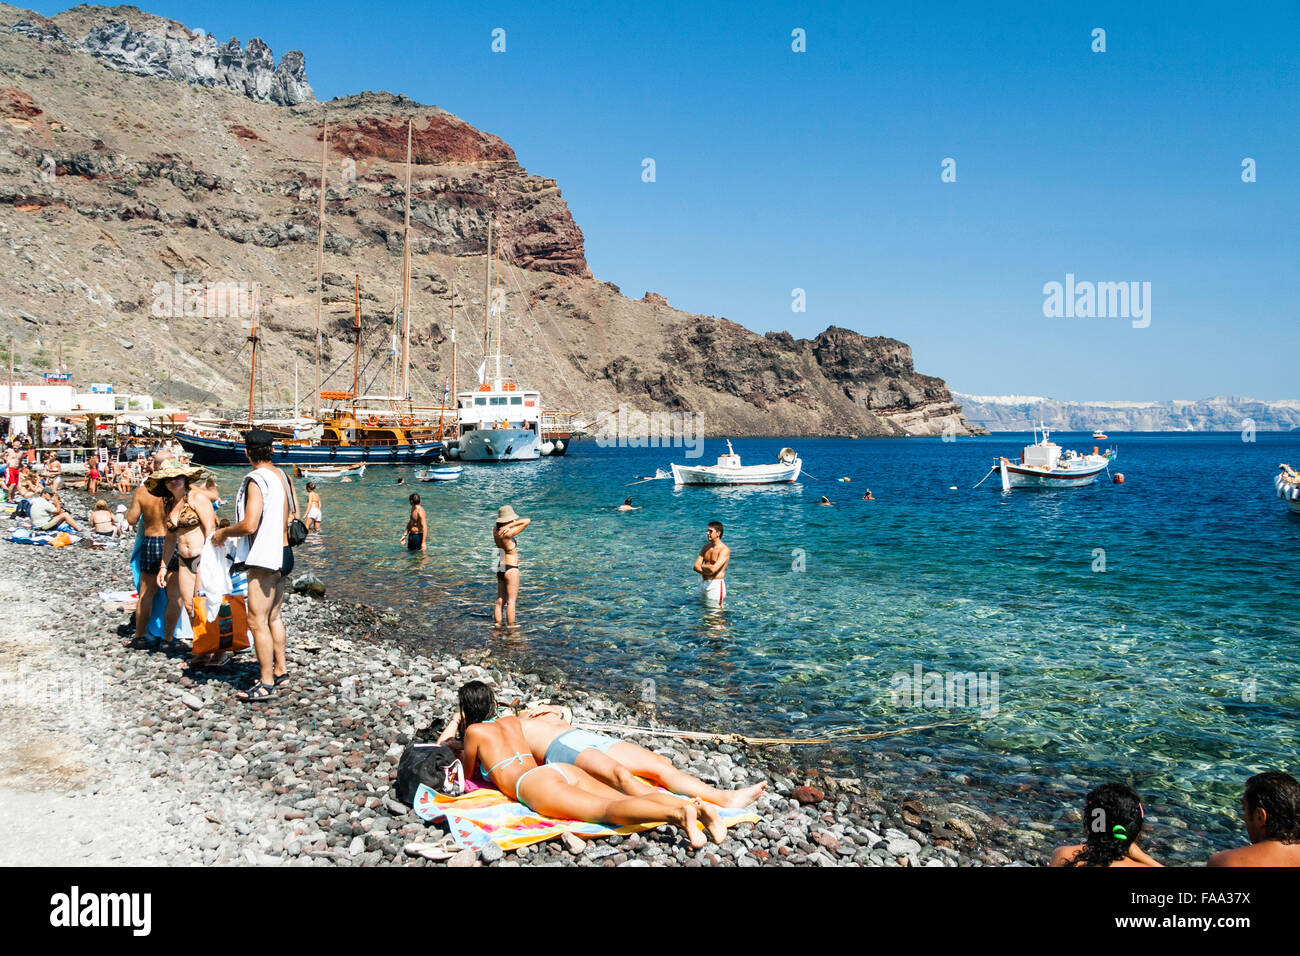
[304,482,322,533]
[124,448,173,644]
[617,497,640,512]
[694,520,729,607]
[3,442,19,500]
[515,705,766,808]
[1209,771,1300,867]
[400,492,427,552]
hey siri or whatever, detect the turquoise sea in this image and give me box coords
[211,432,1300,858]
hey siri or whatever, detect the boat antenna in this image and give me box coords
[482,219,492,358]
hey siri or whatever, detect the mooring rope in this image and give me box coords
[575,713,983,747]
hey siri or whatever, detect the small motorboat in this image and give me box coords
[296,462,366,481]
[996,427,1109,490]
[416,464,463,482]
[670,442,801,486]
[1092,429,1108,440]
[1276,464,1300,514]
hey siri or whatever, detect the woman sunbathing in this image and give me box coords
[518,705,766,808]
[441,681,726,848]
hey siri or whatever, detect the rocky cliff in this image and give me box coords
[0,2,979,437]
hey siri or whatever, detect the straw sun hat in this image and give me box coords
[495,505,524,524]
[145,461,205,496]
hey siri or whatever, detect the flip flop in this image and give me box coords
[236,681,275,703]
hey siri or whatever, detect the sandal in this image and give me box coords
[236,681,275,703]
[273,673,291,688]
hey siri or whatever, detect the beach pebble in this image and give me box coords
[792,786,825,805]
[479,842,504,863]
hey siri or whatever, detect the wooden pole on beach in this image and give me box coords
[312,122,328,421]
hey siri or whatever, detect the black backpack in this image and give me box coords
[14,498,30,518]
[394,743,457,806]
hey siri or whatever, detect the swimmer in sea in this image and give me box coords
[617,497,640,512]
[819,496,832,505]
[401,493,427,552]
[693,520,729,607]
[862,489,875,501]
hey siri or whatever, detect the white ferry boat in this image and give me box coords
[450,366,542,462]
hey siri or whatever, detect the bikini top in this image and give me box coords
[165,500,202,532]
[472,715,531,782]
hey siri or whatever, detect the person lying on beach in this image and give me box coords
[1050,783,1162,867]
[440,681,726,848]
[515,705,765,808]
[1208,771,1300,867]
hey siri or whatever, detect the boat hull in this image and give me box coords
[456,428,540,462]
[671,460,802,486]
[999,459,1107,489]
[1276,474,1300,514]
[300,463,366,480]
[417,466,463,482]
[176,432,443,465]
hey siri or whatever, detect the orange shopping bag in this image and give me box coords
[190,594,250,657]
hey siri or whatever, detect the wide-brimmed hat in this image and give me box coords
[496,505,522,524]
[145,461,205,495]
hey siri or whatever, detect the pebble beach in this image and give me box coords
[0,489,1044,868]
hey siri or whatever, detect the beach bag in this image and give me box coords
[13,499,29,518]
[190,594,250,657]
[276,468,308,547]
[395,743,458,806]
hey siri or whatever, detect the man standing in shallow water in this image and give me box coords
[401,493,427,552]
[694,520,729,607]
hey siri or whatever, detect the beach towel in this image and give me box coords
[7,528,73,546]
[411,783,760,853]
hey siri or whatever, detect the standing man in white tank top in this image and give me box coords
[212,430,296,702]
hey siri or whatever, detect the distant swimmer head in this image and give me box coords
[458,679,496,735]
[820,496,831,505]
[1064,783,1145,868]
[624,497,633,506]
[1244,771,1300,843]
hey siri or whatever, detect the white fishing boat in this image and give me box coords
[1276,464,1300,514]
[416,464,463,482]
[295,462,366,481]
[1092,429,1108,440]
[997,427,1109,490]
[671,442,801,486]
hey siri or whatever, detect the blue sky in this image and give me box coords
[32,1,1300,400]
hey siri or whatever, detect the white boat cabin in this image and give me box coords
[457,380,542,436]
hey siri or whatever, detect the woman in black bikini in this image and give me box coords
[151,462,215,648]
[492,505,530,626]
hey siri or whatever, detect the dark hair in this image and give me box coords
[246,441,274,463]
[1245,771,1300,842]
[457,680,495,739]
[624,497,632,505]
[306,482,316,490]
[708,520,723,537]
[1064,783,1144,867]
[409,493,420,505]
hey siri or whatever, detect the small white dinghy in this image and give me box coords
[296,462,366,481]
[416,465,463,482]
[670,442,802,486]
[1276,464,1300,514]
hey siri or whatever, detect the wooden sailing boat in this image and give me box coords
[176,120,448,465]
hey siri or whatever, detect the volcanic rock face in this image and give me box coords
[10,6,314,105]
[0,2,977,437]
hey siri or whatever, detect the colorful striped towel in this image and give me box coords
[412,783,761,853]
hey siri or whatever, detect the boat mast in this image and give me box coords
[400,117,413,402]
[352,274,361,404]
[312,122,328,421]
[293,361,299,419]
[482,220,492,360]
[246,284,260,427]
[494,232,502,381]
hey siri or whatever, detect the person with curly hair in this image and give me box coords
[1050,783,1162,867]
[1209,771,1300,866]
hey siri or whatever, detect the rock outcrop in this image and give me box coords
[8,5,313,105]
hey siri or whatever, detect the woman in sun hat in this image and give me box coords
[492,504,531,627]
[148,460,215,648]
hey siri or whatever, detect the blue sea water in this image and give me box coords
[211,432,1300,856]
